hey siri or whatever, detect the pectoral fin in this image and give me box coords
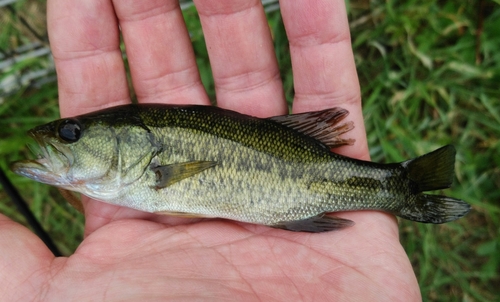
[151,161,217,189]
[271,214,354,233]
[58,188,84,214]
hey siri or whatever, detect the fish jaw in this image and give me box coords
[11,130,73,187]
[10,158,124,201]
[10,158,71,187]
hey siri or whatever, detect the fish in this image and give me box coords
[10,104,470,232]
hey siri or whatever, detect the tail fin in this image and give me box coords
[398,194,470,224]
[398,145,471,224]
[402,145,456,192]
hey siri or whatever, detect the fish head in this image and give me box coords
[11,117,125,199]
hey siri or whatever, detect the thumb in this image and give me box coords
[0,214,55,299]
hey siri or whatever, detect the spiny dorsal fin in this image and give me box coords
[268,108,355,149]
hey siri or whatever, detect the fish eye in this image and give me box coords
[58,119,82,143]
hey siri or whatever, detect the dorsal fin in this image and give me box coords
[268,107,355,148]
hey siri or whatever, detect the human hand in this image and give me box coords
[0,0,421,300]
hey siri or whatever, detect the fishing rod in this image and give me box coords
[0,167,62,257]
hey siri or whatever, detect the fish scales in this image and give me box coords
[10,104,470,232]
[137,107,398,221]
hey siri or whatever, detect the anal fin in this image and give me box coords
[271,214,354,233]
[151,160,217,189]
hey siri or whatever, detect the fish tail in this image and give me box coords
[397,145,470,223]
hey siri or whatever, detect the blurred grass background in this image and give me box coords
[1,0,499,300]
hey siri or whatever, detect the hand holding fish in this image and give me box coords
[0,0,424,300]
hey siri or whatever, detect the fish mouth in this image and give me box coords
[10,130,73,186]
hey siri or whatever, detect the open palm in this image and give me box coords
[2,209,418,300]
[1,0,421,300]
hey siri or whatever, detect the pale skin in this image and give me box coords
[0,0,421,300]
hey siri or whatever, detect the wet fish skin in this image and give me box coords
[11,104,470,232]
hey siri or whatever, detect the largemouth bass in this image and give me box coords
[11,104,470,232]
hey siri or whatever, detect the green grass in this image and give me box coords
[1,0,499,300]
[348,1,500,300]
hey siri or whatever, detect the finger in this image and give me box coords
[195,0,287,117]
[47,0,130,117]
[281,0,369,160]
[48,0,133,233]
[113,0,210,105]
